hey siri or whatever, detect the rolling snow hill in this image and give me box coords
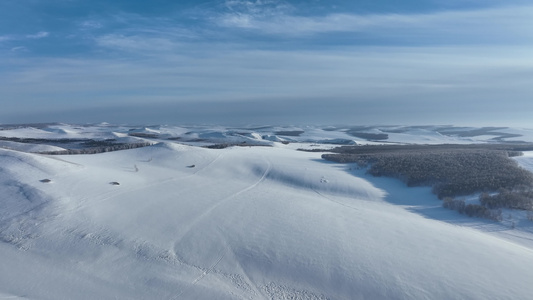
[1,124,533,299]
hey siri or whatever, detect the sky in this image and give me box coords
[1,0,532,126]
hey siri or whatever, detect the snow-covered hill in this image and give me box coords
[1,124,533,299]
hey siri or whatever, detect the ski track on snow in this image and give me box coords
[172,156,272,299]
[312,188,360,212]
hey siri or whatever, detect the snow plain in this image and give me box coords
[1,124,533,299]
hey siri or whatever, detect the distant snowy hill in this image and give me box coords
[1,123,533,299]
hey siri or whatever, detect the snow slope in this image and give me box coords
[1,138,533,299]
[0,140,66,153]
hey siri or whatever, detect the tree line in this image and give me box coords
[320,143,533,221]
[39,142,153,155]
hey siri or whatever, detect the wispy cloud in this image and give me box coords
[2,1,533,126]
[96,34,179,53]
[25,31,50,39]
[216,4,533,44]
[80,21,103,30]
[0,35,12,42]
[218,0,292,28]
[94,27,201,56]
[3,45,532,125]
[84,11,201,55]
[76,3,533,59]
[224,0,293,15]
[0,31,50,44]
[2,45,532,108]
[10,46,28,52]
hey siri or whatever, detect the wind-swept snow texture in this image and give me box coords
[1,124,533,299]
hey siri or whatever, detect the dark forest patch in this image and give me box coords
[320,143,533,220]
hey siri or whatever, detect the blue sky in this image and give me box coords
[1,0,532,126]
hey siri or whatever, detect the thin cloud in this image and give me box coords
[0,32,50,44]
[89,12,201,55]
[2,45,532,104]
[96,34,178,53]
[2,1,532,126]
[26,31,50,39]
[2,44,532,126]
[224,0,293,15]
[11,46,28,52]
[80,21,103,30]
[94,27,201,55]
[219,0,293,28]
[216,5,533,44]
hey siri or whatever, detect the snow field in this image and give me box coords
[0,143,533,299]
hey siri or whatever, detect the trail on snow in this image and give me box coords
[172,156,272,299]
